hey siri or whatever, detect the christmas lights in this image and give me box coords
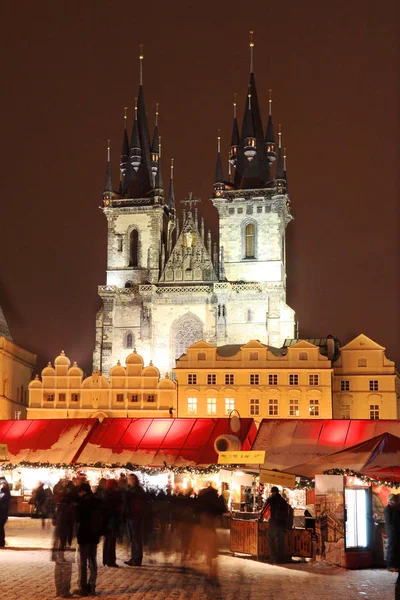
[323,468,400,489]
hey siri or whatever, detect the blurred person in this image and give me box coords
[124,474,146,567]
[259,486,291,564]
[94,478,107,501]
[196,483,224,577]
[0,478,10,548]
[53,478,67,505]
[103,479,122,567]
[75,482,105,597]
[52,485,76,600]
[33,481,46,521]
[384,493,400,586]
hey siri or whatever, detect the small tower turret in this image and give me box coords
[243,90,257,162]
[151,103,160,180]
[120,107,129,175]
[275,124,285,193]
[103,139,114,201]
[154,135,163,195]
[129,98,141,172]
[168,158,175,212]
[214,134,225,195]
[265,89,276,165]
[229,94,240,166]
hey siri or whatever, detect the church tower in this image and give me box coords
[94,37,295,378]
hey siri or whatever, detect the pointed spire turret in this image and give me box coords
[265,89,276,165]
[168,158,175,211]
[151,103,160,180]
[229,94,240,166]
[243,90,256,162]
[120,107,129,175]
[103,140,114,200]
[283,147,289,192]
[214,134,224,192]
[129,98,141,172]
[154,135,163,194]
[275,125,285,193]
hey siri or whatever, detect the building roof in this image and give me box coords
[0,305,12,340]
[252,419,400,472]
[0,418,98,465]
[76,417,257,467]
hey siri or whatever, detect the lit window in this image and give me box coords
[207,398,217,415]
[225,374,235,385]
[309,374,319,386]
[188,397,197,414]
[358,358,367,367]
[289,374,299,386]
[116,394,124,403]
[130,394,138,403]
[289,399,299,416]
[268,398,279,416]
[369,380,379,391]
[299,352,308,361]
[249,352,258,360]
[207,374,217,385]
[268,374,278,386]
[147,394,155,403]
[58,393,66,402]
[46,393,54,402]
[245,223,255,258]
[198,353,206,361]
[71,393,79,402]
[340,404,351,419]
[370,404,380,420]
[225,398,235,415]
[250,374,260,385]
[309,399,319,416]
[188,373,197,385]
[250,398,260,416]
[340,380,350,391]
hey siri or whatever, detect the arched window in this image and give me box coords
[126,333,133,348]
[245,223,255,258]
[129,230,139,267]
[173,314,203,361]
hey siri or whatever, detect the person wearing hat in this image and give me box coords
[259,486,291,564]
[0,478,10,547]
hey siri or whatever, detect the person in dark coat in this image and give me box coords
[384,494,400,582]
[102,479,122,567]
[75,482,105,596]
[259,486,291,563]
[124,474,146,567]
[0,478,11,547]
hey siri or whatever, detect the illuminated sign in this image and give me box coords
[217,450,266,464]
[260,469,296,488]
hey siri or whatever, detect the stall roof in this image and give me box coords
[284,432,400,480]
[76,418,257,467]
[252,419,400,471]
[0,419,98,465]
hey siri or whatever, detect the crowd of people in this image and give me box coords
[40,473,227,597]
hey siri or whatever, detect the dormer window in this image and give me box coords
[198,352,206,361]
[358,358,367,367]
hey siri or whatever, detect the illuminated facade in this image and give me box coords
[175,339,333,424]
[0,308,37,419]
[27,349,176,420]
[93,41,295,377]
[332,334,400,420]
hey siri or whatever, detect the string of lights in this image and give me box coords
[323,468,400,488]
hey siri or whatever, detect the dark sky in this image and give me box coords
[0,0,398,376]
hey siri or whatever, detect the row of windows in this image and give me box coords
[340,379,380,392]
[186,397,320,417]
[45,393,156,403]
[228,206,270,216]
[187,373,320,386]
[193,351,312,362]
[339,404,381,420]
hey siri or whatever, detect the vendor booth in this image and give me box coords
[0,418,98,514]
[285,431,400,568]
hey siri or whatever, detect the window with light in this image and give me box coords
[309,399,319,416]
[188,397,197,414]
[207,398,217,415]
[225,398,235,415]
[289,398,299,416]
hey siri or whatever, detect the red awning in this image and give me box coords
[0,419,98,465]
[252,419,400,471]
[76,418,257,467]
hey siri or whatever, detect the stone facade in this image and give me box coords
[332,334,400,420]
[175,339,333,424]
[28,349,176,420]
[0,335,37,419]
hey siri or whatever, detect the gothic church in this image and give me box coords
[93,41,296,377]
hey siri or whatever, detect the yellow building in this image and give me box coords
[332,334,400,420]
[28,349,176,420]
[0,335,37,420]
[175,339,333,423]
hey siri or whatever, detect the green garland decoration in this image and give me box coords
[295,478,315,490]
[323,468,400,489]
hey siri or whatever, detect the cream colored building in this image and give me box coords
[0,307,37,419]
[332,334,400,420]
[28,349,176,420]
[175,339,333,424]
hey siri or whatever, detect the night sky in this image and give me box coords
[0,1,398,376]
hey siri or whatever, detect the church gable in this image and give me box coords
[160,210,217,283]
[340,334,385,352]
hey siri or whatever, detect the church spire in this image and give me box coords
[151,103,160,179]
[214,133,224,189]
[275,125,285,193]
[129,98,141,172]
[154,135,163,193]
[168,158,175,211]
[136,45,154,195]
[229,94,240,167]
[265,89,276,165]
[120,107,129,175]
[103,139,114,199]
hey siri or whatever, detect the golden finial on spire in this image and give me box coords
[217,129,221,153]
[158,135,162,158]
[233,93,237,119]
[139,44,144,85]
[283,148,287,171]
[107,139,111,162]
[124,106,128,125]
[170,157,174,180]
[278,124,282,148]
[269,89,272,116]
[248,91,252,110]
[155,102,159,126]
[134,97,138,119]
[249,30,254,73]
